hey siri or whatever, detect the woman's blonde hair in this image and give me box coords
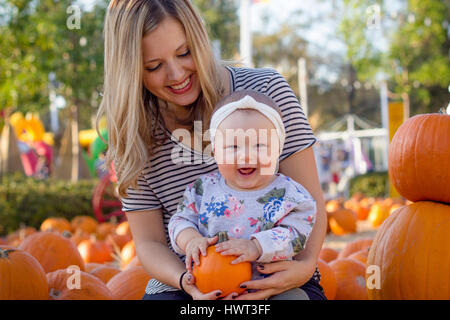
[97,0,225,197]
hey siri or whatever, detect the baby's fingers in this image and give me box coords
[231,254,249,265]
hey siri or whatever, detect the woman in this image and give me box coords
[98,0,327,300]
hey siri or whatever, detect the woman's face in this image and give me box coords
[142,17,201,109]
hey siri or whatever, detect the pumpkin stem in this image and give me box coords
[0,249,15,258]
[215,231,229,244]
[49,288,60,299]
[62,231,72,238]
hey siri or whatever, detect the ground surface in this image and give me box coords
[323,220,378,251]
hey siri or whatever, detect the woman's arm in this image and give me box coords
[235,145,327,300]
[280,146,327,268]
[126,209,186,289]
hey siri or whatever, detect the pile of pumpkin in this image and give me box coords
[325,193,408,236]
[319,113,450,300]
[0,216,150,300]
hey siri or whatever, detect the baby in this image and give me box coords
[168,90,316,299]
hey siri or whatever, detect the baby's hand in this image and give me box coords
[185,236,218,270]
[215,238,262,264]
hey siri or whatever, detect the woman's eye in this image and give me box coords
[178,49,190,57]
[145,64,160,72]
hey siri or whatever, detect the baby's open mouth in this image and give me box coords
[237,168,256,176]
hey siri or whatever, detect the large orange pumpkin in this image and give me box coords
[18,231,85,273]
[388,113,450,204]
[107,266,152,300]
[317,259,337,300]
[367,201,450,300]
[192,232,252,298]
[329,258,368,300]
[328,209,357,235]
[0,247,49,299]
[47,269,113,300]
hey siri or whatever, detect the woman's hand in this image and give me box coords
[234,257,316,300]
[181,270,239,300]
[185,236,218,270]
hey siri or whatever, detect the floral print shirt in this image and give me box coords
[168,171,316,264]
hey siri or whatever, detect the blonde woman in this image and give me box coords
[98,0,327,300]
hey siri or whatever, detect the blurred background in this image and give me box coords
[0,0,449,201]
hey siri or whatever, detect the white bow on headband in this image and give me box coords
[209,95,285,154]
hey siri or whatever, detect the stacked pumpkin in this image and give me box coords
[318,238,373,300]
[367,113,450,300]
[0,216,151,300]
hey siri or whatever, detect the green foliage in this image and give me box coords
[193,0,239,59]
[0,173,98,236]
[349,171,389,198]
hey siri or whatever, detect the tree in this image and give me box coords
[193,0,240,59]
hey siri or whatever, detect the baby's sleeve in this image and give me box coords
[251,186,316,263]
[168,180,202,255]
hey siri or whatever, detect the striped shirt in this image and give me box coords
[121,66,319,295]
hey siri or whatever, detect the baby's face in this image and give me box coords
[213,110,281,191]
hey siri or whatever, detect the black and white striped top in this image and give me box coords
[121,66,319,295]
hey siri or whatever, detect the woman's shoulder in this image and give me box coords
[227,65,280,79]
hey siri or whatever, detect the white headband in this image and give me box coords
[209,95,285,154]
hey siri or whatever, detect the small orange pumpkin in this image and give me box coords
[192,232,252,298]
[89,265,121,284]
[319,247,339,263]
[328,209,357,235]
[71,216,98,234]
[348,248,370,266]
[329,258,368,300]
[107,266,152,300]
[337,238,373,259]
[47,269,113,300]
[0,247,49,300]
[77,236,114,264]
[40,217,71,233]
[368,202,390,227]
[317,259,337,300]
